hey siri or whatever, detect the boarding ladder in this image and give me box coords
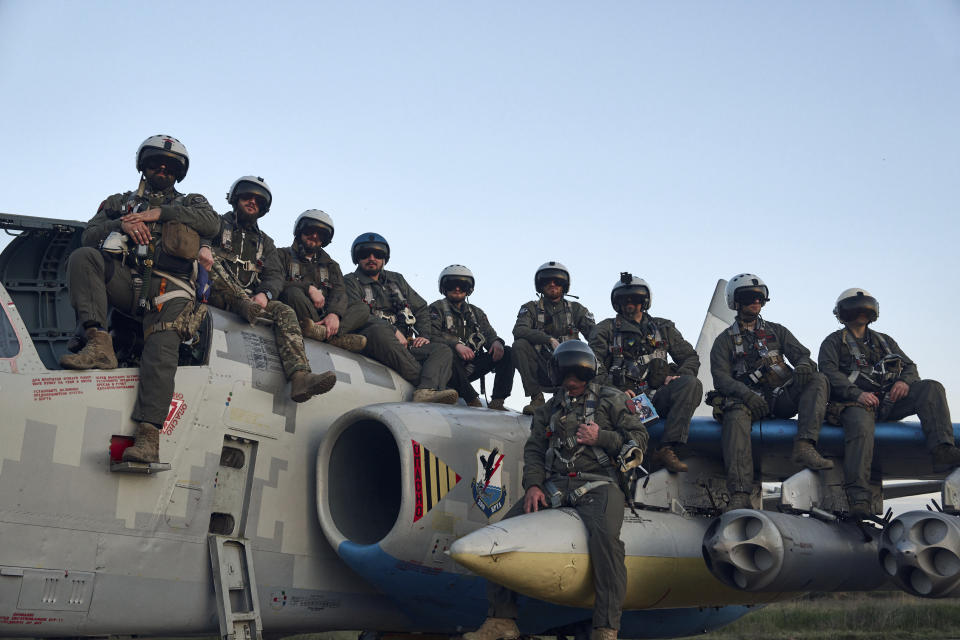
[208,535,263,640]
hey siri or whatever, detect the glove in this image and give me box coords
[794,363,812,388]
[744,393,769,419]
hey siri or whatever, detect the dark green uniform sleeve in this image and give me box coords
[574,302,596,340]
[662,320,700,377]
[588,319,615,386]
[522,404,552,491]
[254,238,284,300]
[394,274,430,331]
[158,193,220,238]
[474,305,503,347]
[882,334,920,386]
[513,301,552,346]
[776,324,816,370]
[428,300,460,346]
[818,331,860,402]
[323,259,348,318]
[81,193,128,248]
[596,387,649,455]
[710,331,756,400]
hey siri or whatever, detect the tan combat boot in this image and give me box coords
[327,333,367,352]
[466,397,483,408]
[300,319,328,341]
[412,389,459,404]
[60,327,118,370]
[933,443,960,467]
[590,628,618,640]
[462,617,520,640]
[522,392,545,415]
[792,439,834,471]
[725,491,753,512]
[290,370,337,402]
[121,423,160,463]
[657,446,688,473]
[488,398,508,411]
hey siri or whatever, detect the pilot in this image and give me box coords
[197,176,337,402]
[707,274,832,511]
[60,134,220,463]
[512,261,595,415]
[276,209,367,352]
[465,340,647,640]
[343,232,457,404]
[428,265,513,410]
[589,273,701,473]
[818,288,960,517]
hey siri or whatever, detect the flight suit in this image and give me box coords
[277,239,369,333]
[487,383,648,631]
[512,298,595,396]
[819,329,955,504]
[710,318,828,494]
[344,269,453,390]
[590,313,702,446]
[68,184,219,427]
[428,298,514,402]
[207,211,313,379]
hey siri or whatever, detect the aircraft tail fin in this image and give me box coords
[693,279,735,415]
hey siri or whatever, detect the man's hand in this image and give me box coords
[575,421,600,446]
[490,340,505,362]
[320,313,340,337]
[523,485,549,513]
[455,344,475,361]
[411,336,430,348]
[120,219,152,245]
[197,246,214,270]
[624,389,637,399]
[663,375,678,385]
[251,293,269,309]
[858,391,880,408]
[549,337,561,350]
[308,285,326,310]
[744,393,769,418]
[395,329,408,346]
[794,363,813,387]
[889,380,910,402]
[121,207,161,224]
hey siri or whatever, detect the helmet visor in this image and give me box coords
[141,151,186,179]
[442,278,474,293]
[354,245,388,261]
[300,225,332,245]
[734,287,767,306]
[836,296,878,323]
[537,269,569,290]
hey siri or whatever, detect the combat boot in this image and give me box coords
[488,398,508,411]
[792,439,834,471]
[522,392,545,415]
[238,298,264,325]
[462,617,520,640]
[933,443,960,467]
[590,628,618,640]
[657,446,688,473]
[121,423,160,463]
[290,370,337,403]
[60,327,118,370]
[327,333,367,352]
[466,397,483,408]
[412,389,459,404]
[725,492,752,512]
[300,319,328,341]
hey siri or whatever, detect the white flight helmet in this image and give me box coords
[535,261,570,294]
[611,272,651,312]
[438,264,475,295]
[834,288,879,323]
[136,134,189,182]
[725,273,770,310]
[294,209,334,246]
[226,176,272,216]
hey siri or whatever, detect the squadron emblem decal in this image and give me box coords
[472,447,506,518]
[412,440,461,522]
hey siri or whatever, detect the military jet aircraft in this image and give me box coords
[0,214,957,640]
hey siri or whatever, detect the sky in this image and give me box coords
[2,0,960,435]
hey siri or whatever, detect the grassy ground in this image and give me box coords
[685,592,960,639]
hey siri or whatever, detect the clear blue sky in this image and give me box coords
[2,1,959,416]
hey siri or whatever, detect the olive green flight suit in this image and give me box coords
[487,383,648,631]
[819,328,955,504]
[709,317,828,494]
[512,297,595,395]
[590,313,702,446]
[67,184,219,427]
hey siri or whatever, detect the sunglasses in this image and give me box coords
[238,193,267,209]
[539,278,564,287]
[444,279,473,292]
[357,249,387,260]
[143,156,183,174]
[734,290,765,305]
[301,227,330,240]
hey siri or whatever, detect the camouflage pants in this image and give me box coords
[720,372,828,493]
[838,379,954,503]
[279,287,370,334]
[67,247,189,427]
[511,338,554,396]
[487,480,626,630]
[208,273,310,380]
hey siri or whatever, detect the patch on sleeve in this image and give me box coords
[97,199,108,212]
[188,194,210,205]
[518,307,529,317]
[584,311,595,322]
